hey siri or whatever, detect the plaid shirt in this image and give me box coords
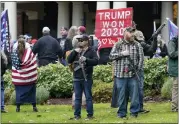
[109,39,144,78]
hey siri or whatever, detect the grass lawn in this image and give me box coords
[1,102,177,123]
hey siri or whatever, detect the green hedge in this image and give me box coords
[144,57,168,95]
[9,86,50,105]
[3,57,168,102]
[161,77,173,99]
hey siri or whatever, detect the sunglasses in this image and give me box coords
[77,39,84,42]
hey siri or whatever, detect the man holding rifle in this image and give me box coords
[109,27,144,118]
[133,21,165,113]
[67,34,98,120]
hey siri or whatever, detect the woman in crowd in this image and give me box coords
[153,34,168,58]
[67,26,78,48]
[11,38,38,112]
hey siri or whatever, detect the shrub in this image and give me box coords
[37,64,73,98]
[92,81,113,103]
[144,57,168,95]
[93,64,113,83]
[9,86,50,105]
[10,90,16,105]
[36,86,50,104]
[3,70,13,89]
[4,88,14,104]
[3,57,168,99]
[161,77,173,99]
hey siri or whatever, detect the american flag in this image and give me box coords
[12,48,38,85]
[1,9,10,52]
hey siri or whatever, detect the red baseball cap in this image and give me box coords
[78,26,86,32]
[31,39,37,44]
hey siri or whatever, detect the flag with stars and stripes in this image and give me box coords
[12,48,38,85]
[1,9,10,52]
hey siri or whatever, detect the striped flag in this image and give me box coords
[1,9,10,52]
[11,48,38,85]
[167,18,178,40]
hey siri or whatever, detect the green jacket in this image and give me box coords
[167,36,178,77]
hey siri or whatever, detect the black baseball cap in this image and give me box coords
[76,34,89,41]
[125,27,136,33]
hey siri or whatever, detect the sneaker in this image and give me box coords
[172,108,178,112]
[85,116,94,120]
[69,116,81,120]
[139,109,150,114]
[33,107,38,112]
[16,108,20,112]
[1,110,8,113]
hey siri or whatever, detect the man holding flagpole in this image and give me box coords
[167,18,178,112]
[1,9,10,113]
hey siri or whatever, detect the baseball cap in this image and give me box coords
[42,27,50,33]
[78,26,86,32]
[76,34,89,41]
[31,39,37,44]
[135,31,145,41]
[124,27,136,33]
[24,34,32,39]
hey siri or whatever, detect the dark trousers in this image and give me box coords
[138,70,144,111]
[1,77,5,110]
[73,79,93,117]
[111,77,119,108]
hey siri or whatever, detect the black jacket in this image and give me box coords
[57,38,73,59]
[32,35,63,61]
[67,47,98,79]
[158,44,168,57]
[138,37,158,57]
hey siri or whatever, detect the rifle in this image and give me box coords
[79,60,87,82]
[112,56,141,83]
[73,51,87,82]
[127,56,141,83]
[147,21,166,42]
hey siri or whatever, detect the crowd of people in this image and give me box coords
[1,22,178,120]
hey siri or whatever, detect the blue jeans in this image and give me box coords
[138,70,144,110]
[1,78,5,110]
[116,77,140,117]
[60,59,68,66]
[73,79,93,117]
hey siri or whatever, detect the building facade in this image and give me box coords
[1,1,178,42]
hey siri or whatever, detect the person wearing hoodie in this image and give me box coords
[57,27,73,66]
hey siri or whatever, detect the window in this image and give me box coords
[1,3,5,12]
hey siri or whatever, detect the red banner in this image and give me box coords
[95,7,133,50]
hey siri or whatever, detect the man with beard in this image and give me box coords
[68,34,98,120]
[57,27,73,66]
[109,27,144,118]
[133,21,157,113]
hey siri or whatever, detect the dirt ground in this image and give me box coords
[47,95,170,105]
